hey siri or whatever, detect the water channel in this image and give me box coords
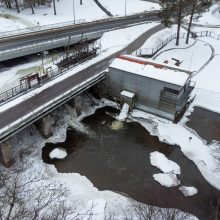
[42,107,220,219]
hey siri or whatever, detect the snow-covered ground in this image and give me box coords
[153,38,212,72]
[99,0,159,16]
[0,0,159,31]
[190,3,220,26]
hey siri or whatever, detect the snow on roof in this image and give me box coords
[110,55,191,86]
[120,90,135,98]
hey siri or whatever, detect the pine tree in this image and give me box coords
[185,0,212,44]
[159,0,188,46]
[53,0,57,15]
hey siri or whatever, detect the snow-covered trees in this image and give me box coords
[0,0,53,14]
[185,0,212,44]
[159,0,212,46]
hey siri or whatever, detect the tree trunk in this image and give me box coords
[53,0,57,15]
[176,1,182,46]
[80,0,83,5]
[30,0,35,14]
[14,0,20,13]
[186,0,196,44]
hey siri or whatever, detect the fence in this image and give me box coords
[0,19,86,39]
[0,53,97,106]
[193,31,220,40]
[136,32,186,57]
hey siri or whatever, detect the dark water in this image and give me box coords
[42,107,220,219]
[186,107,220,144]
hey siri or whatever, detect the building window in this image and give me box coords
[164,87,179,95]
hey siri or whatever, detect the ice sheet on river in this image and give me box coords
[150,151,181,175]
[153,173,181,188]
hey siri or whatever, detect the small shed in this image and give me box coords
[120,90,135,110]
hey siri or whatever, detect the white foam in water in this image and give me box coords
[117,103,129,121]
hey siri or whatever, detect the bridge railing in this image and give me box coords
[0,11,159,40]
[0,53,97,106]
[192,31,220,40]
[0,19,86,39]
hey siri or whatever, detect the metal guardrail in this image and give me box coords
[193,31,220,40]
[0,53,97,105]
[0,11,160,40]
[136,32,186,57]
[0,19,86,39]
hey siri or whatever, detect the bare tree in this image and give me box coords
[210,199,220,220]
[105,199,191,220]
[0,161,95,220]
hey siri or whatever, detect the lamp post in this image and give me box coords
[125,0,127,16]
[73,0,76,24]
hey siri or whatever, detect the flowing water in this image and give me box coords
[42,107,220,219]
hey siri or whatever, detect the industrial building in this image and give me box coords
[107,55,195,121]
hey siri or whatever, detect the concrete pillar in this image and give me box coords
[36,115,52,138]
[0,141,13,167]
[75,96,82,117]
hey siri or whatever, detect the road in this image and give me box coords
[0,11,159,52]
[0,24,164,143]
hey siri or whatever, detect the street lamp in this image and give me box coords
[125,0,127,16]
[73,0,76,24]
[38,51,48,75]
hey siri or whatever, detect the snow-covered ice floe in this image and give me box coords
[49,148,67,159]
[179,186,198,197]
[131,109,220,191]
[153,173,180,188]
[150,151,181,175]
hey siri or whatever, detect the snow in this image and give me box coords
[120,90,135,99]
[117,103,129,121]
[154,39,212,72]
[179,186,198,197]
[190,3,220,26]
[153,173,180,188]
[99,0,160,16]
[49,148,67,159]
[131,109,220,190]
[0,16,27,32]
[0,0,159,29]
[150,151,181,175]
[110,55,191,86]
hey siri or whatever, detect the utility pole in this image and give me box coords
[125,0,127,16]
[73,0,76,24]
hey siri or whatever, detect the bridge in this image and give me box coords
[0,11,159,62]
[0,18,164,166]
